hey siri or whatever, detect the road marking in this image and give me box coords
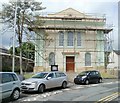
[63,88,71,91]
[33,98,37,101]
[74,86,84,89]
[96,92,119,103]
[90,84,99,87]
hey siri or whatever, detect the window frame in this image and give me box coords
[67,31,74,46]
[49,52,55,66]
[77,32,81,46]
[59,31,64,46]
[2,73,13,83]
[85,52,91,66]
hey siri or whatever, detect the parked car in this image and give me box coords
[21,71,68,93]
[74,70,102,85]
[0,72,21,100]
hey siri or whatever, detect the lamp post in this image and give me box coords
[12,1,17,72]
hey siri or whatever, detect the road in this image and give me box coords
[2,79,119,102]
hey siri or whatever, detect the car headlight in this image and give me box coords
[31,82,38,87]
[82,76,87,80]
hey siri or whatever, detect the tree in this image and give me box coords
[1,0,45,74]
[9,42,35,60]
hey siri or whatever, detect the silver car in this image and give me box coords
[0,72,21,100]
[21,71,68,93]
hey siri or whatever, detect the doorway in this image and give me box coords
[66,56,75,72]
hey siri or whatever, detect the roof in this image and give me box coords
[0,45,8,50]
[113,50,120,55]
[49,8,85,17]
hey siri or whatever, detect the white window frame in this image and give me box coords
[59,31,64,46]
[67,31,73,46]
[85,52,91,66]
[49,52,55,66]
[77,32,81,46]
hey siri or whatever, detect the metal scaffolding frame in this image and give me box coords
[32,11,113,72]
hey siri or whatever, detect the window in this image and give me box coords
[2,73,12,83]
[59,31,64,46]
[55,72,66,78]
[77,32,81,46]
[67,31,73,46]
[12,74,18,81]
[90,71,96,76]
[55,73,61,78]
[47,73,54,78]
[85,53,91,66]
[49,52,55,66]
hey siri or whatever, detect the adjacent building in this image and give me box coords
[33,8,113,73]
[107,50,120,69]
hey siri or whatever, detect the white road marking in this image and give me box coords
[33,98,37,101]
[74,86,84,89]
[56,90,63,93]
[90,84,99,87]
[63,88,71,91]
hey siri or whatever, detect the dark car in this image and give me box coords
[74,70,102,85]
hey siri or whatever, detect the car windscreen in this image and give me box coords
[32,73,48,78]
[77,71,89,77]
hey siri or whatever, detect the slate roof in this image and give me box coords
[113,50,120,55]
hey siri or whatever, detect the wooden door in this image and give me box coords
[66,57,75,72]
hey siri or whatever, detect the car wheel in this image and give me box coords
[99,78,102,83]
[11,89,20,100]
[85,80,89,85]
[38,84,45,93]
[62,81,67,89]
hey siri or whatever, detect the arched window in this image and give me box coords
[77,32,81,46]
[67,31,73,46]
[85,52,91,66]
[59,31,64,46]
[49,52,55,66]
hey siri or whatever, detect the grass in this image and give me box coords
[101,72,117,79]
[23,73,34,79]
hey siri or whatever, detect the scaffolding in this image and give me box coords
[32,10,113,72]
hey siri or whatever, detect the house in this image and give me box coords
[0,45,8,53]
[107,50,120,69]
[32,8,113,73]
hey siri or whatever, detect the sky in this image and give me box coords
[0,0,119,50]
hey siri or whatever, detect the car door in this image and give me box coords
[1,73,14,99]
[45,73,57,88]
[55,73,65,86]
[89,71,96,83]
[95,71,100,81]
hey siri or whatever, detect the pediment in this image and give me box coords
[48,8,85,17]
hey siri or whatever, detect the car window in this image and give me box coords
[47,73,54,78]
[55,73,61,78]
[59,73,66,77]
[78,71,89,76]
[2,73,11,83]
[90,72,96,76]
[96,71,101,76]
[32,73,48,78]
[12,74,18,81]
[9,74,15,81]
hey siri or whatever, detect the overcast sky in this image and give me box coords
[0,0,119,50]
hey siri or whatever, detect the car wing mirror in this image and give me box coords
[47,77,52,80]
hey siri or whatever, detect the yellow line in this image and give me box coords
[95,92,119,103]
[98,92,118,101]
